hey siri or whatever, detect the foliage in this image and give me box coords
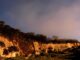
[0,21,80,60]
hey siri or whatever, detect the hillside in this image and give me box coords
[0,21,80,59]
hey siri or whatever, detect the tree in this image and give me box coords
[52,36,58,40]
[0,21,4,27]
[25,32,35,40]
[0,21,5,35]
[35,34,47,42]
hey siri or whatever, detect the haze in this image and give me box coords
[0,0,80,40]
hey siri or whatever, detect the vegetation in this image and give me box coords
[1,46,79,60]
[0,21,80,60]
[0,21,78,43]
[3,47,80,60]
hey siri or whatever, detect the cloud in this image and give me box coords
[3,0,80,40]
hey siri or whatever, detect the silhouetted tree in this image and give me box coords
[35,34,47,42]
[25,32,35,40]
[0,21,5,35]
[52,36,58,40]
[0,21,4,27]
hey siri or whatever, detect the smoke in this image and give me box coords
[2,0,80,40]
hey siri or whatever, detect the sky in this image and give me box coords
[1,0,80,40]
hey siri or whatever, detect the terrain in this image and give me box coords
[0,21,80,60]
